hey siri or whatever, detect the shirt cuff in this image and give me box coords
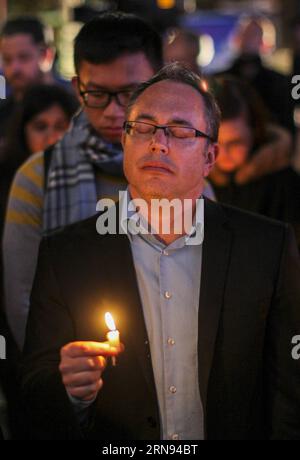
[67,392,96,424]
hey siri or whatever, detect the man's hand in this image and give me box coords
[59,341,123,402]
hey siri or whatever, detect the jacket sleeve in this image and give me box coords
[2,152,44,350]
[21,237,83,440]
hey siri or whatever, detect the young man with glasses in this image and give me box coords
[2,12,163,351]
[22,64,300,440]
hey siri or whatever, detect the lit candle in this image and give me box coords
[105,312,120,366]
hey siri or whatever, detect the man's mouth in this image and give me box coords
[141,162,174,174]
[100,127,124,141]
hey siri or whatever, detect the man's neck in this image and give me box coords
[129,187,202,246]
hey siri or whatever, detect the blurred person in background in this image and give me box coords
[0,16,71,149]
[223,17,294,135]
[209,76,300,247]
[163,28,201,75]
[0,83,78,239]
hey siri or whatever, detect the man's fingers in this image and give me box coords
[61,341,123,359]
[59,356,106,374]
[62,370,102,388]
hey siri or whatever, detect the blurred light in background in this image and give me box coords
[198,34,215,67]
[200,79,209,92]
[294,106,300,128]
[181,10,285,74]
[261,17,276,52]
[1,0,294,78]
[165,28,178,45]
[181,12,239,73]
[58,21,82,78]
[264,47,291,74]
[0,75,6,100]
[157,0,176,9]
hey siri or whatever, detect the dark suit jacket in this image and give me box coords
[22,199,300,440]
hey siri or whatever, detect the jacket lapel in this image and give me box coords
[198,199,233,419]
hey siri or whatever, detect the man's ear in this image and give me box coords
[39,46,55,72]
[203,143,219,177]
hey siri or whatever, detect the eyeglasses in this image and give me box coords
[78,79,136,109]
[124,120,214,142]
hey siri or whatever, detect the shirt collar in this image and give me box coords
[119,189,204,248]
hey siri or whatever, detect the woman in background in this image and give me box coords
[209,76,300,247]
[0,84,78,237]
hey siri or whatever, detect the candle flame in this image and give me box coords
[105,312,116,331]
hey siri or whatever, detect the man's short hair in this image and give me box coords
[0,16,49,46]
[126,62,221,142]
[74,11,163,74]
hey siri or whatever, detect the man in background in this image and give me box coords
[0,16,67,146]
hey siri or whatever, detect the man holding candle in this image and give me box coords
[22,64,300,440]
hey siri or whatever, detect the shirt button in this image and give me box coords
[169,385,177,394]
[164,291,172,299]
[167,338,175,346]
[171,434,179,440]
[162,250,169,256]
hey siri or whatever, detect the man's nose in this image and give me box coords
[149,129,169,155]
[8,59,22,75]
[102,97,124,118]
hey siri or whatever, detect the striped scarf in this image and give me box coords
[43,110,124,235]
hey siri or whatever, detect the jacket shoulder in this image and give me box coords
[206,198,287,240]
[44,212,102,249]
